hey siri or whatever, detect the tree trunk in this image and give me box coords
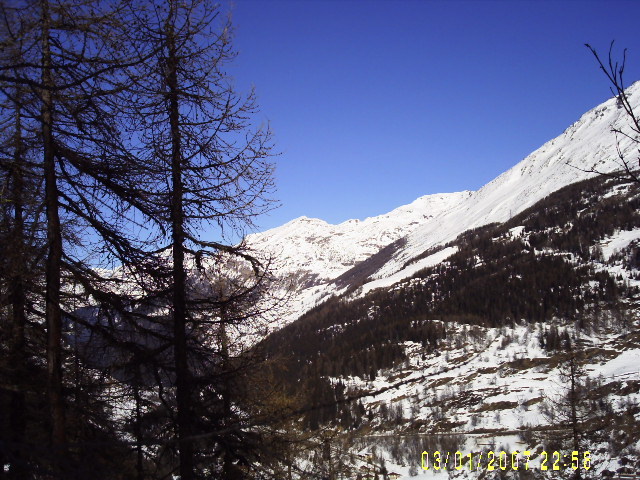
[41,0,66,455]
[220,306,233,480]
[8,89,28,480]
[166,5,193,478]
[133,377,144,480]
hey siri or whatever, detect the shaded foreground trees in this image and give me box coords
[0,0,291,478]
[2,1,148,475]
[122,3,275,477]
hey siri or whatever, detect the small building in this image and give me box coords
[358,464,375,480]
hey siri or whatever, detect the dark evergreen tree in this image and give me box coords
[119,1,276,477]
[0,1,168,476]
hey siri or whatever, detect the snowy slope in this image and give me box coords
[336,320,640,480]
[249,81,640,320]
[262,85,640,479]
[369,81,640,282]
[247,191,471,285]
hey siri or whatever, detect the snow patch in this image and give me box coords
[508,225,526,239]
[600,228,640,261]
[359,246,458,296]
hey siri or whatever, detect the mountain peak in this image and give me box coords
[246,191,471,310]
[287,215,327,225]
[250,81,640,323]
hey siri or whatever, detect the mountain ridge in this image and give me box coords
[248,81,640,322]
[371,80,640,281]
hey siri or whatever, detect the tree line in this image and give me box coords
[262,175,638,432]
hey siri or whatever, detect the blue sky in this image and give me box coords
[226,0,640,233]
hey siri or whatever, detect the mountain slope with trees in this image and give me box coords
[249,81,640,328]
[260,174,640,478]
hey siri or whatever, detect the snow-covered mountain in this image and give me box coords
[248,191,471,284]
[249,81,640,322]
[251,82,640,480]
[246,191,471,319]
[371,81,640,283]
[265,170,640,479]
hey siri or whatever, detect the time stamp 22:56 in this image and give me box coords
[421,450,592,471]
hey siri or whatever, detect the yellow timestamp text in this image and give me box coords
[421,450,591,471]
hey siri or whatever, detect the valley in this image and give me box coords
[250,84,640,479]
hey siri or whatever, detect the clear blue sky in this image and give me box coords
[225,0,640,233]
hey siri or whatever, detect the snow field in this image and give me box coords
[333,319,640,479]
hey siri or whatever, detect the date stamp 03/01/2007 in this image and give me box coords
[421,450,592,472]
